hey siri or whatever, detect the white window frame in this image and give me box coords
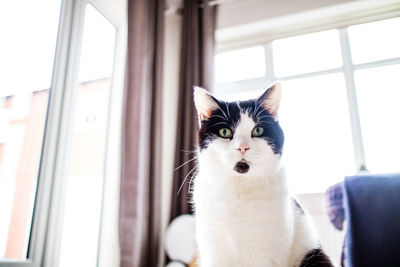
[0,0,126,266]
[214,16,400,173]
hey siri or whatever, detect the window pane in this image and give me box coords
[215,46,266,83]
[355,64,400,173]
[59,5,115,267]
[272,30,342,77]
[0,0,61,259]
[348,18,400,64]
[215,89,264,102]
[279,74,355,194]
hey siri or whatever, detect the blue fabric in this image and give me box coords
[326,182,345,230]
[343,174,400,267]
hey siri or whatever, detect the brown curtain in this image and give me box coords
[170,0,217,221]
[120,0,164,266]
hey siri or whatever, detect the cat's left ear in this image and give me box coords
[257,82,281,118]
[194,86,219,122]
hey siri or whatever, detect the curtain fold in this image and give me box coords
[120,0,164,266]
[170,0,217,221]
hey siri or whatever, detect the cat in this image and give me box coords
[192,82,334,267]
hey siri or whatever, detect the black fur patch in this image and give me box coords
[198,97,284,154]
[299,248,334,267]
[292,198,305,214]
[198,100,240,150]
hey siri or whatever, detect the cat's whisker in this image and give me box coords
[225,102,231,118]
[181,149,198,155]
[187,168,199,194]
[257,120,274,125]
[217,105,230,121]
[257,115,273,121]
[256,108,267,119]
[183,152,197,155]
[174,157,198,171]
[177,165,199,195]
[254,101,263,116]
[182,151,199,156]
[181,149,198,153]
[210,121,229,128]
[208,114,228,121]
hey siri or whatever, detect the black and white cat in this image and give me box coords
[192,82,334,267]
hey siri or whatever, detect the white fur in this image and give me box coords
[193,113,320,267]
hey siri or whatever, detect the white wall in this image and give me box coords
[216,0,400,50]
[159,10,182,267]
[217,0,358,29]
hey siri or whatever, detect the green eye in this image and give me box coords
[252,127,264,137]
[218,128,232,138]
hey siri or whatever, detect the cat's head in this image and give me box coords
[194,83,284,177]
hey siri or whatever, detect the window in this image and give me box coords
[58,5,116,267]
[279,74,355,193]
[0,0,62,260]
[0,0,125,266]
[273,30,342,77]
[354,64,400,173]
[214,17,400,194]
[348,18,400,64]
[215,46,266,83]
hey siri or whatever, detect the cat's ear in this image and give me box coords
[194,86,219,122]
[257,82,281,118]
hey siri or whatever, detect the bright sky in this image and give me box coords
[0,1,116,97]
[79,4,116,83]
[0,0,61,97]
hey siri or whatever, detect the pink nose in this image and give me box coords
[237,144,250,155]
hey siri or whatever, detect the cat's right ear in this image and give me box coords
[194,86,219,123]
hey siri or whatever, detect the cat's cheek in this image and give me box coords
[244,142,280,175]
[206,142,239,173]
[221,148,243,168]
[202,141,228,166]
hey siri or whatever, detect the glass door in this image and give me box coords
[58,4,116,267]
[0,0,126,266]
[0,0,62,260]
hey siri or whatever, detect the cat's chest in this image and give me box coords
[194,172,292,231]
[198,191,290,229]
[214,196,291,244]
[194,174,293,266]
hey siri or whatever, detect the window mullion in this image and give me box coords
[264,43,276,82]
[339,28,366,171]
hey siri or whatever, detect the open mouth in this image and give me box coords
[234,160,250,174]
